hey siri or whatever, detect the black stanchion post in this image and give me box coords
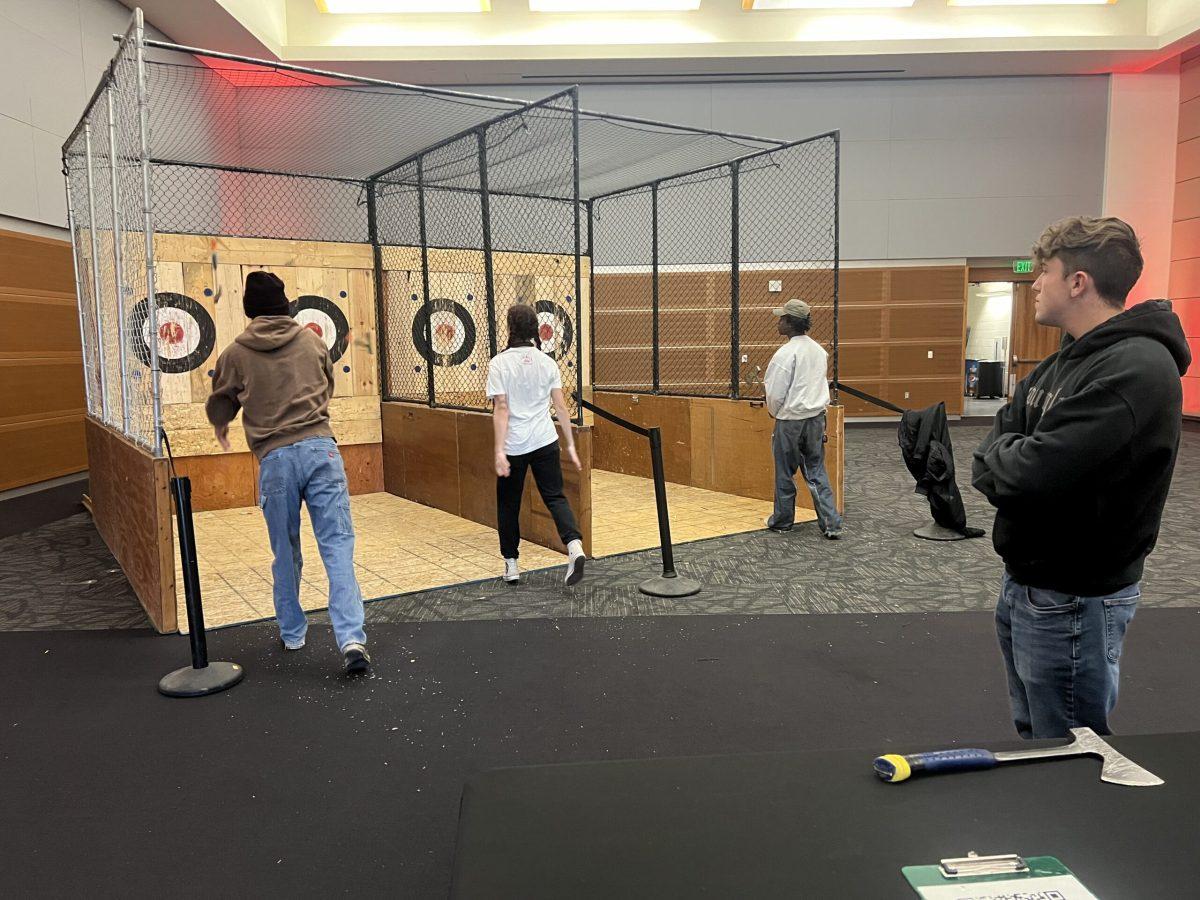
[638,426,701,598]
[158,475,244,698]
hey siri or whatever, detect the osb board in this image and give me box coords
[162,396,382,456]
[85,417,176,632]
[150,235,380,457]
[592,392,844,514]
[381,251,591,420]
[0,415,86,493]
[169,452,256,511]
[153,234,372,268]
[380,401,592,557]
[170,441,384,513]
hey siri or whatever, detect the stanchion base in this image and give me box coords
[913,522,970,542]
[639,574,702,598]
[158,661,244,698]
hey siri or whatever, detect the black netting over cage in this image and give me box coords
[63,8,837,456]
[590,134,840,403]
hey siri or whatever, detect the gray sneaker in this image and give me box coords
[343,643,371,674]
[822,528,844,540]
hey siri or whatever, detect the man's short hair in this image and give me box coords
[783,314,811,335]
[1032,216,1143,309]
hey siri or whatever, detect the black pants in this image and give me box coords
[497,440,581,560]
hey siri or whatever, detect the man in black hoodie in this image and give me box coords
[973,216,1191,740]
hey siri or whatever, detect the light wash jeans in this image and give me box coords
[258,437,366,651]
[995,571,1139,739]
[767,413,843,534]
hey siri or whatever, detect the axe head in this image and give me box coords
[1070,728,1164,787]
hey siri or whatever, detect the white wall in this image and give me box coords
[966,284,1013,366]
[478,77,1110,262]
[0,0,169,237]
[1102,62,1181,304]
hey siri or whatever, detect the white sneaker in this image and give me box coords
[565,539,586,586]
[503,558,520,584]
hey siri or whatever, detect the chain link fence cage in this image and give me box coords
[590,134,840,403]
[65,9,834,456]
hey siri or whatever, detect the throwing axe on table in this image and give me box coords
[874,727,1164,787]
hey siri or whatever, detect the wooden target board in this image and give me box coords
[149,235,380,456]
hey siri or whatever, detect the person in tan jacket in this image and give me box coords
[206,271,369,674]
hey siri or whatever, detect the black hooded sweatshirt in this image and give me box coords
[972,300,1191,596]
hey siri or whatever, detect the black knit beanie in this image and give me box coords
[243,271,290,318]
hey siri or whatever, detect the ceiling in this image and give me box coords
[123,0,1200,84]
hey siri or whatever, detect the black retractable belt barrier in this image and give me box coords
[157,429,244,697]
[575,394,701,598]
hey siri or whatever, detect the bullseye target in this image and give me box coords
[413,299,477,367]
[129,292,216,374]
[535,299,574,360]
[290,295,351,362]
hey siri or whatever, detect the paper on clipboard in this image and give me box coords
[914,874,1098,900]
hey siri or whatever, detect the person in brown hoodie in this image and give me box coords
[205,271,369,674]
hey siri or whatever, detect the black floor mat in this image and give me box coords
[2,609,1198,897]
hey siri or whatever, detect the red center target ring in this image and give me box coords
[128,292,216,374]
[535,299,574,360]
[412,298,477,367]
[289,295,351,362]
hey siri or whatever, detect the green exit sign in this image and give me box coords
[1013,259,1034,274]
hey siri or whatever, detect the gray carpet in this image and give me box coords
[2,424,1196,631]
[328,423,1200,624]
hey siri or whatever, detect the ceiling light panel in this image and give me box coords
[316,1,491,13]
[743,1,916,8]
[530,2,702,11]
[946,0,1115,6]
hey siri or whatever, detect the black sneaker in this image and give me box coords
[343,643,371,674]
[765,518,793,533]
[822,528,844,540]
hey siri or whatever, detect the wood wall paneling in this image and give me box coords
[0,416,88,492]
[340,442,385,495]
[379,401,593,556]
[170,452,257,511]
[85,417,176,632]
[591,392,844,514]
[0,230,87,489]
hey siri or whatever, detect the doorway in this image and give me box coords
[964,282,1013,417]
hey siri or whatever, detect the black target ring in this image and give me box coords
[413,299,476,367]
[535,299,574,360]
[128,292,216,374]
[290,295,351,362]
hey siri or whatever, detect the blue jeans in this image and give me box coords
[258,437,366,651]
[768,414,843,534]
[995,572,1139,739]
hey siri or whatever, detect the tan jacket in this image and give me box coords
[205,316,335,459]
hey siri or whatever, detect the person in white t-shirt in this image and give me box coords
[763,298,843,539]
[486,303,586,586]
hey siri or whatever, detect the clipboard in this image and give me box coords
[903,852,1098,899]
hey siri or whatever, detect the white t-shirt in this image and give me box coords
[763,335,830,420]
[486,344,562,456]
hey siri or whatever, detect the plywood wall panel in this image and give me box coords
[890,267,967,303]
[85,417,175,632]
[887,305,964,340]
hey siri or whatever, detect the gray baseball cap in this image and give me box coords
[772,298,811,318]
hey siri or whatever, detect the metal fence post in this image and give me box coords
[134,9,162,454]
[586,198,595,405]
[477,128,498,360]
[651,181,660,394]
[64,158,94,417]
[83,122,110,424]
[832,132,841,403]
[416,157,435,407]
[366,180,390,401]
[107,88,130,433]
[572,88,583,425]
[730,161,740,400]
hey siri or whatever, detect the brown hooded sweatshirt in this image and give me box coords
[205,316,335,459]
